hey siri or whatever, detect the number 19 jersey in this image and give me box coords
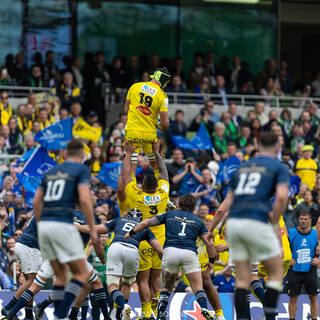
[125,81,168,134]
[125,179,169,240]
[229,156,290,223]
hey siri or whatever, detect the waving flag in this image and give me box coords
[17,148,36,165]
[17,146,56,195]
[97,163,122,190]
[288,175,301,197]
[172,124,213,150]
[35,117,73,151]
[73,117,102,142]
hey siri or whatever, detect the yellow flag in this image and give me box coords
[73,117,102,142]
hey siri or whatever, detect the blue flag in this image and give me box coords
[35,117,73,151]
[97,162,122,190]
[172,136,195,150]
[191,124,213,150]
[172,124,213,150]
[17,146,56,195]
[17,148,35,164]
[288,175,301,197]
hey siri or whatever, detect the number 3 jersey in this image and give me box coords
[104,217,156,249]
[125,179,169,241]
[155,210,208,254]
[229,156,290,223]
[39,161,91,224]
[125,81,168,134]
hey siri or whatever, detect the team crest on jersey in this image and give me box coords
[136,105,152,115]
[141,84,157,96]
[144,195,161,205]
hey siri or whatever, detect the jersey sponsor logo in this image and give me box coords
[141,84,157,96]
[144,195,161,205]
[136,105,152,115]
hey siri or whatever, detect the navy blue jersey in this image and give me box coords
[17,217,39,249]
[39,161,90,223]
[73,210,101,247]
[104,217,156,249]
[155,210,208,254]
[229,156,290,223]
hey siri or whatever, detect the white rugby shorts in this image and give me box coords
[38,221,85,264]
[162,247,201,274]
[226,218,281,262]
[106,242,140,278]
[15,242,43,274]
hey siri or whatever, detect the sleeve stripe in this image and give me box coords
[200,232,208,237]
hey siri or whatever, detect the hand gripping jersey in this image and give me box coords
[125,179,169,241]
[125,81,168,134]
[17,217,39,249]
[39,161,91,224]
[104,216,156,249]
[155,209,208,254]
[229,156,290,223]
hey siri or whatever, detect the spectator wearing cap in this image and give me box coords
[87,111,98,125]
[166,148,184,192]
[172,157,203,196]
[295,145,318,190]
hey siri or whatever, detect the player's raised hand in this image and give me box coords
[124,140,134,154]
[124,232,131,240]
[153,141,161,154]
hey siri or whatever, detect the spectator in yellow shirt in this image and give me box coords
[295,145,318,190]
[0,92,12,119]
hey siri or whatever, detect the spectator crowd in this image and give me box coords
[0,50,319,316]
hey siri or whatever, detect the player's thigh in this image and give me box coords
[286,270,303,297]
[198,249,209,272]
[181,249,201,275]
[38,221,56,261]
[139,241,153,272]
[303,270,319,296]
[162,247,181,274]
[226,219,250,261]
[106,243,124,276]
[122,246,140,278]
[15,242,43,274]
[185,271,203,293]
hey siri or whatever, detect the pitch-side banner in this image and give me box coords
[0,291,316,319]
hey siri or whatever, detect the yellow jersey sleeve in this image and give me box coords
[124,180,138,204]
[159,92,169,113]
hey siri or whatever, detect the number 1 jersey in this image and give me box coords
[125,179,169,240]
[229,155,290,223]
[39,161,91,224]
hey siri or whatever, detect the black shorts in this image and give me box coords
[287,269,319,297]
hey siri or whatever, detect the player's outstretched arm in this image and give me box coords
[33,188,44,222]
[75,224,108,235]
[124,217,159,240]
[124,99,130,114]
[117,154,127,203]
[272,184,289,225]
[123,141,134,185]
[153,142,169,181]
[208,191,234,238]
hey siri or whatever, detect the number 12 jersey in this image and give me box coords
[229,156,290,223]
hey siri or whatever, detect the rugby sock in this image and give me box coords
[141,301,152,318]
[157,291,170,320]
[25,306,34,319]
[69,307,79,320]
[195,290,208,309]
[7,290,34,318]
[52,285,65,311]
[235,288,250,320]
[215,309,224,318]
[151,292,160,317]
[56,279,83,319]
[111,289,125,319]
[251,280,265,305]
[89,293,100,320]
[5,297,17,311]
[37,295,52,310]
[245,292,251,320]
[264,287,279,320]
[81,297,89,320]
[94,288,111,320]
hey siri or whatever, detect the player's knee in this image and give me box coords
[107,275,121,286]
[34,275,49,288]
[131,153,138,164]
[87,270,99,285]
[163,273,176,292]
[122,276,135,285]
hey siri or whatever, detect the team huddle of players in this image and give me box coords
[1,68,291,320]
